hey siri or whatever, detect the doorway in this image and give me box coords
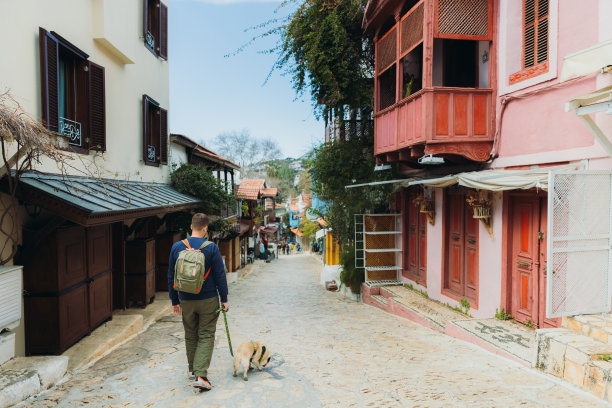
[403,188,426,284]
[509,193,560,328]
[444,189,478,303]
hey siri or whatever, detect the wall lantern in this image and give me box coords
[466,190,493,236]
[413,187,435,226]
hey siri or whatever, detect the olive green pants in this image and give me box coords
[180,297,219,378]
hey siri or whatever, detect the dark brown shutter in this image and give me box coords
[159,2,168,60]
[143,0,148,41]
[39,28,59,132]
[159,108,168,164]
[143,95,149,163]
[88,62,106,152]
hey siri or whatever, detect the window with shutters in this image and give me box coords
[142,95,168,166]
[509,0,549,85]
[39,28,106,153]
[143,0,168,60]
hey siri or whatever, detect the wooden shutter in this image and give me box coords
[159,108,168,164]
[143,0,148,42]
[88,62,106,152]
[143,95,149,163]
[39,28,59,132]
[159,2,168,60]
[524,0,548,68]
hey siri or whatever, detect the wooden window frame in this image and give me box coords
[509,0,549,85]
[39,28,106,154]
[142,95,168,166]
[143,0,168,60]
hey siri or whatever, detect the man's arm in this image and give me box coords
[168,244,180,308]
[210,245,228,308]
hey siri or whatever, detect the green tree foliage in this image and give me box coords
[237,0,373,117]
[299,218,320,239]
[170,163,235,215]
[308,132,398,243]
[277,0,374,116]
[266,160,297,201]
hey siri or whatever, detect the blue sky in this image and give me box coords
[169,0,323,159]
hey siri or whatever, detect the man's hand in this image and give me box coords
[173,305,181,316]
[221,302,229,312]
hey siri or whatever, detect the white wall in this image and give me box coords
[0,0,170,183]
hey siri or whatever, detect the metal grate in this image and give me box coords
[401,2,424,54]
[437,0,489,38]
[377,27,397,73]
[547,171,612,318]
[357,215,403,284]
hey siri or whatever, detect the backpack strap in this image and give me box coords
[183,239,192,250]
[199,240,213,250]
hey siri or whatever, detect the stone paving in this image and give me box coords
[22,253,612,407]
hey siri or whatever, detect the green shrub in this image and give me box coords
[339,244,362,294]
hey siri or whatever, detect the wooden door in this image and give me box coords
[537,198,561,328]
[404,189,427,283]
[510,197,538,325]
[510,195,560,328]
[445,191,478,302]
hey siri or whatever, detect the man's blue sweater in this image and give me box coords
[168,237,228,306]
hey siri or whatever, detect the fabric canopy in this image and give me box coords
[403,164,582,191]
[561,39,612,82]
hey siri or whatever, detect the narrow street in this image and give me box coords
[26,254,607,408]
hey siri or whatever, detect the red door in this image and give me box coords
[510,195,560,328]
[445,191,478,303]
[403,189,427,283]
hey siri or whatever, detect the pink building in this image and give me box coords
[362,0,612,328]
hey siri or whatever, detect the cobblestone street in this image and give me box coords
[24,254,609,408]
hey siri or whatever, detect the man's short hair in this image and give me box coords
[191,213,209,230]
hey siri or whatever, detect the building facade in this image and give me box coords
[363,0,612,325]
[0,0,207,360]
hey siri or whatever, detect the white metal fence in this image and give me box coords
[547,171,612,318]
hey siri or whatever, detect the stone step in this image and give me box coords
[535,327,612,401]
[564,314,612,345]
[371,295,388,307]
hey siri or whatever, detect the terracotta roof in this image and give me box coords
[170,134,240,170]
[317,218,328,227]
[289,204,300,212]
[236,179,266,200]
[261,188,278,197]
[290,227,304,237]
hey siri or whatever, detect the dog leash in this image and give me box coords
[215,306,233,357]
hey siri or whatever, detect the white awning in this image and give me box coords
[566,85,612,158]
[344,164,582,191]
[561,39,612,82]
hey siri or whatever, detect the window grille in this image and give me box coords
[436,0,490,39]
[377,27,397,74]
[401,2,424,55]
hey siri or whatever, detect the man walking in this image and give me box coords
[168,213,229,391]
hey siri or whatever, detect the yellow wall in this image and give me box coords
[0,0,170,183]
[325,231,340,266]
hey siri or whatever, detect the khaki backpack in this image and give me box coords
[173,239,212,294]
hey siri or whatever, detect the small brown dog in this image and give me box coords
[233,340,271,381]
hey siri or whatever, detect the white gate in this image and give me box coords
[547,171,612,317]
[355,214,403,286]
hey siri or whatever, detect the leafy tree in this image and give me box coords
[212,129,282,174]
[170,163,235,215]
[299,218,320,240]
[308,131,398,243]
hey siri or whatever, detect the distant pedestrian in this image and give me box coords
[168,213,228,391]
[259,240,265,260]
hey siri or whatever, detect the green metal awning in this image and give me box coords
[17,172,202,226]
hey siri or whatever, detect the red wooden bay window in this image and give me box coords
[39,28,106,152]
[142,95,168,166]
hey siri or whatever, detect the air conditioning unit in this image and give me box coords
[0,265,22,331]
